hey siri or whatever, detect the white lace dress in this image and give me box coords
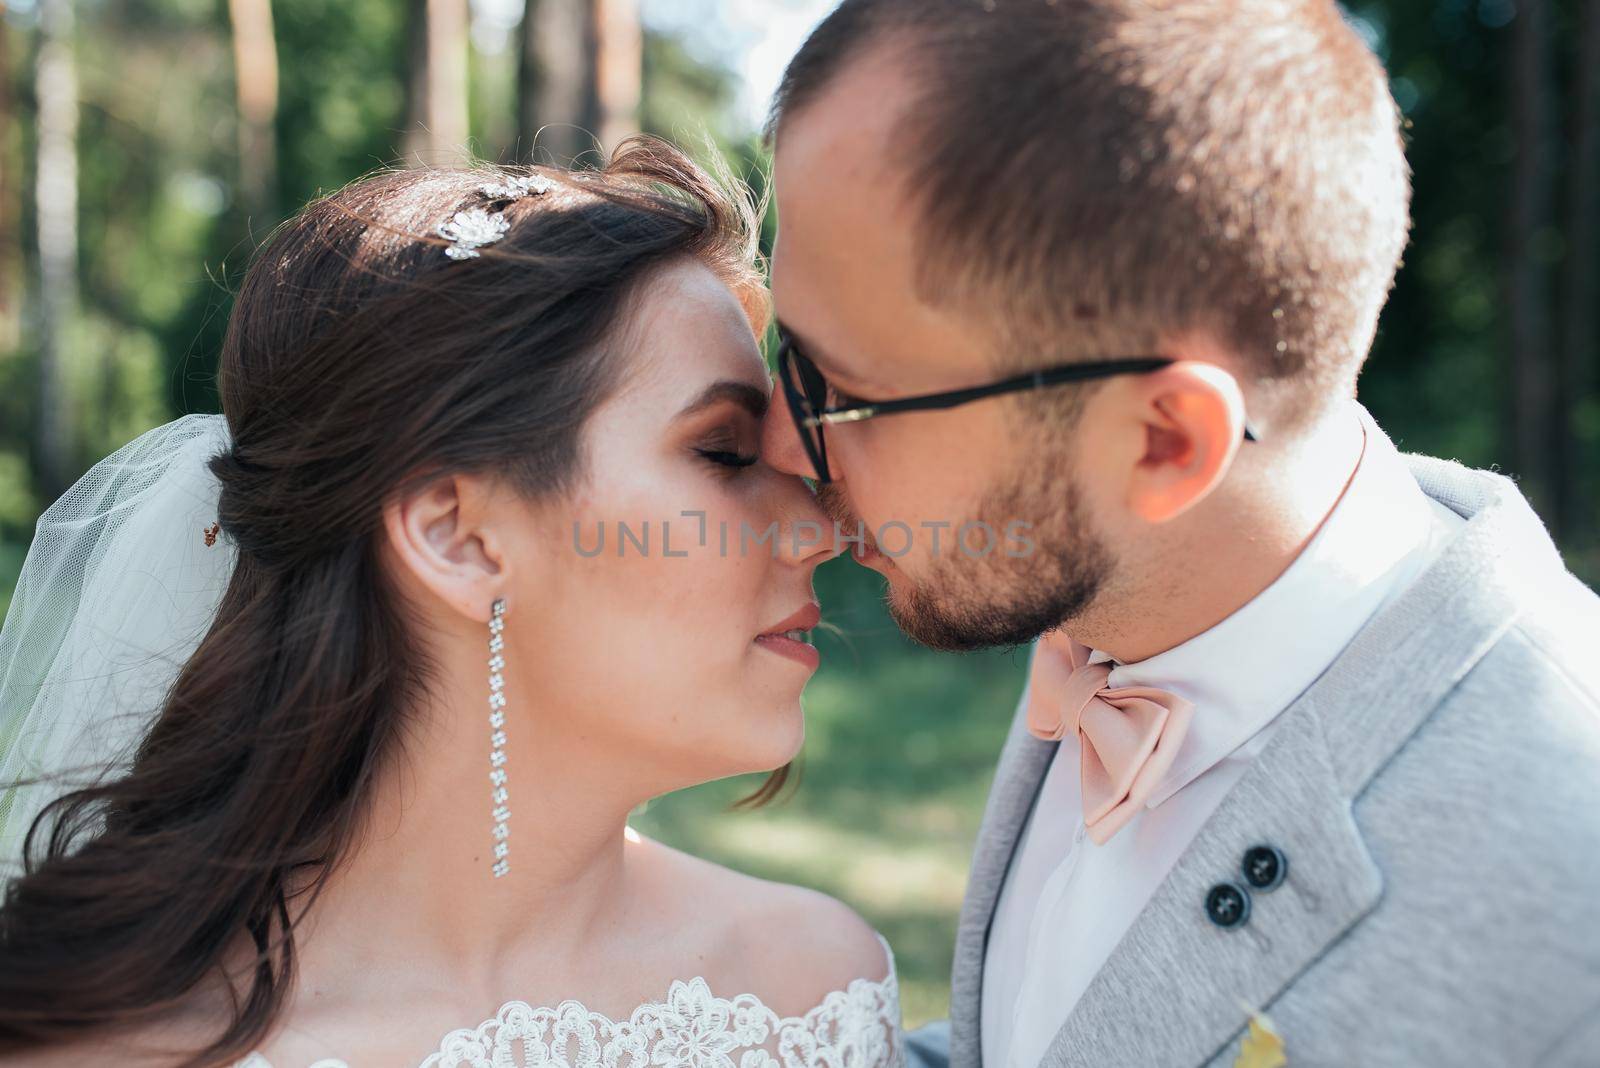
[232,933,904,1068]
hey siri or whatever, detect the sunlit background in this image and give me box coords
[0,0,1595,1029]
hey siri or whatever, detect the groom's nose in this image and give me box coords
[762,386,832,482]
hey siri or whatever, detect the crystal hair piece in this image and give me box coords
[437,209,510,261]
[436,172,555,261]
[479,174,554,201]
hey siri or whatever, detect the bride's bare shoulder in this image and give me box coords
[631,832,893,1017]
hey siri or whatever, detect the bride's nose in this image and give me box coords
[771,478,841,568]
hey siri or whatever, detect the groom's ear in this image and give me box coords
[1121,360,1249,525]
[381,471,510,624]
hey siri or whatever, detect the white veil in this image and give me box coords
[0,413,237,879]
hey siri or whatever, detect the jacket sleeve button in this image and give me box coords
[1205,881,1252,929]
[1242,844,1287,891]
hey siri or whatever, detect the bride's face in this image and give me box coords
[508,258,837,798]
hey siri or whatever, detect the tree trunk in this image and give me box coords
[592,0,640,151]
[34,0,79,499]
[403,0,471,167]
[1556,0,1600,542]
[1508,0,1557,518]
[517,0,638,165]
[0,0,17,353]
[228,0,279,224]
[518,0,595,165]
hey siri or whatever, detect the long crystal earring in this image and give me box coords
[488,596,510,878]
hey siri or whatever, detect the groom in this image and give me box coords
[759,1,1600,1066]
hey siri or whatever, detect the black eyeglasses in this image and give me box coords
[776,326,1259,484]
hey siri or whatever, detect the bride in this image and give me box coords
[0,137,903,1067]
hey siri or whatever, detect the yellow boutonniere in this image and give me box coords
[1233,1008,1286,1068]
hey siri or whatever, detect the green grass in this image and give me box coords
[632,556,1027,1028]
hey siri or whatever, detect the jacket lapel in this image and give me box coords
[950,650,1057,1068]
[1037,454,1536,1067]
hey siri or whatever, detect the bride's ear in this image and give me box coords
[381,471,509,623]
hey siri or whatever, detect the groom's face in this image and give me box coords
[763,57,1116,651]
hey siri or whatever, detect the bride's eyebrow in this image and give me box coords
[674,380,770,421]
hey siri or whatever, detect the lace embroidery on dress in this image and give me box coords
[234,933,903,1068]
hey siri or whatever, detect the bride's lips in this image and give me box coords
[754,602,822,671]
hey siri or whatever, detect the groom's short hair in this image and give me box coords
[769,0,1411,427]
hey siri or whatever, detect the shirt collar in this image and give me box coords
[1088,401,1443,810]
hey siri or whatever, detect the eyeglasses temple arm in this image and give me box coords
[811,357,1176,425]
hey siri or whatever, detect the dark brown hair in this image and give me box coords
[0,136,770,1066]
[769,0,1411,428]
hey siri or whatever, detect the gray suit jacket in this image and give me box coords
[912,453,1600,1068]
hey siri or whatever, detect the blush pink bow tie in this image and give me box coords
[1024,630,1195,845]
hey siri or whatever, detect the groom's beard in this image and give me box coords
[817,466,1113,653]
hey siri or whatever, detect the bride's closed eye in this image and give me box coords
[692,421,761,473]
[675,379,770,474]
[696,444,759,470]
